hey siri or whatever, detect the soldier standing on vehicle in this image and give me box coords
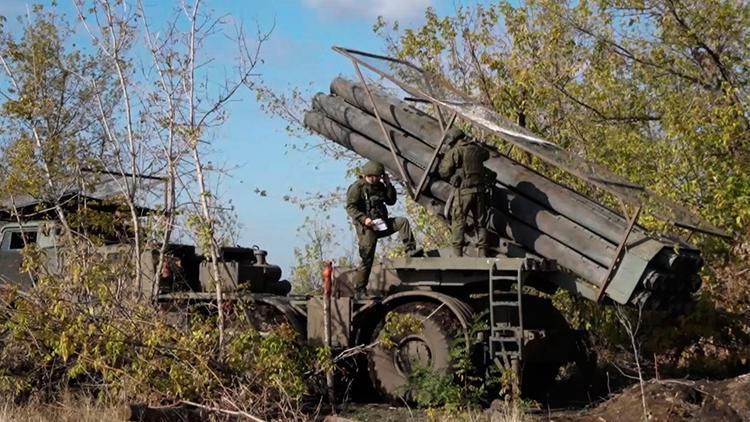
[439,128,494,257]
[346,160,420,295]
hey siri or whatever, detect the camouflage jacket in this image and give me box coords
[345,178,397,225]
[439,140,491,189]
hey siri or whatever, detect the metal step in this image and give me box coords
[489,266,524,370]
[490,276,518,282]
[491,329,523,336]
[491,301,519,306]
[471,291,523,298]
[492,333,521,340]
[492,328,523,336]
[493,336,522,343]
[490,290,521,295]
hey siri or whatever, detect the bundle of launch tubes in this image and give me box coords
[304,76,708,314]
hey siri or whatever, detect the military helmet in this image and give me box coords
[361,160,385,176]
[445,127,466,143]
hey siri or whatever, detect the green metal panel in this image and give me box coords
[606,240,665,304]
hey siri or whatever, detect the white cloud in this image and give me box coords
[303,0,432,21]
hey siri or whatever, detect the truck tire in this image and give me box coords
[368,302,461,402]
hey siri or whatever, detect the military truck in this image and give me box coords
[0,213,580,399]
[298,47,730,399]
[0,47,730,402]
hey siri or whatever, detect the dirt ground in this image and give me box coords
[536,373,750,422]
[2,374,747,421]
[336,373,750,422]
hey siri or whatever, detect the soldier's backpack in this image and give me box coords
[458,142,490,188]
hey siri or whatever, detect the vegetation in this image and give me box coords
[399,319,503,412]
[0,1,319,420]
[373,0,750,380]
[1,278,316,418]
[0,0,748,419]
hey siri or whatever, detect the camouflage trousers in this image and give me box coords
[450,188,488,256]
[353,217,415,290]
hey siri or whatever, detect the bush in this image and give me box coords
[398,318,502,411]
[0,246,319,420]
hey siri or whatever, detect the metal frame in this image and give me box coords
[332,45,730,304]
[350,60,415,197]
[337,47,461,202]
[414,112,457,201]
[488,259,525,394]
[597,202,643,303]
[334,47,453,199]
[331,45,730,240]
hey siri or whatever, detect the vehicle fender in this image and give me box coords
[354,290,474,346]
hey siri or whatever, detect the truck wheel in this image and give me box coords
[368,302,461,402]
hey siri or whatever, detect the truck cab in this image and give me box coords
[0,221,59,289]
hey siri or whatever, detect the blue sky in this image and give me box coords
[214,0,460,275]
[3,0,493,277]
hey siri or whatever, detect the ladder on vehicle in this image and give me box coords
[488,261,524,382]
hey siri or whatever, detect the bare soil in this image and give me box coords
[337,373,750,422]
[539,373,750,422]
[2,374,747,421]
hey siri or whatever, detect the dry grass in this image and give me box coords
[0,397,126,422]
[0,401,531,422]
[337,402,527,422]
[487,402,526,422]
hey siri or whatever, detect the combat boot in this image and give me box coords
[354,285,367,299]
[407,247,424,257]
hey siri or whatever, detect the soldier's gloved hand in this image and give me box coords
[364,217,374,227]
[381,173,390,185]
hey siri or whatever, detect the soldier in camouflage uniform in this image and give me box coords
[439,128,495,257]
[346,160,418,294]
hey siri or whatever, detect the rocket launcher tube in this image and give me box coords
[329,78,653,246]
[329,78,698,275]
[311,78,703,308]
[312,93,619,268]
[304,111,608,286]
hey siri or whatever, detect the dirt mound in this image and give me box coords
[547,373,750,421]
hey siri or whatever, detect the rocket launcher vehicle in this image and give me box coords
[304,67,727,313]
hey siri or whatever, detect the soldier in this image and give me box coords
[438,128,494,257]
[346,160,419,295]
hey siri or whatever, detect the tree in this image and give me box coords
[377,0,749,246]
[0,5,115,237]
[290,217,341,295]
[0,3,318,418]
[375,0,750,375]
[1,0,270,350]
[71,0,270,347]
